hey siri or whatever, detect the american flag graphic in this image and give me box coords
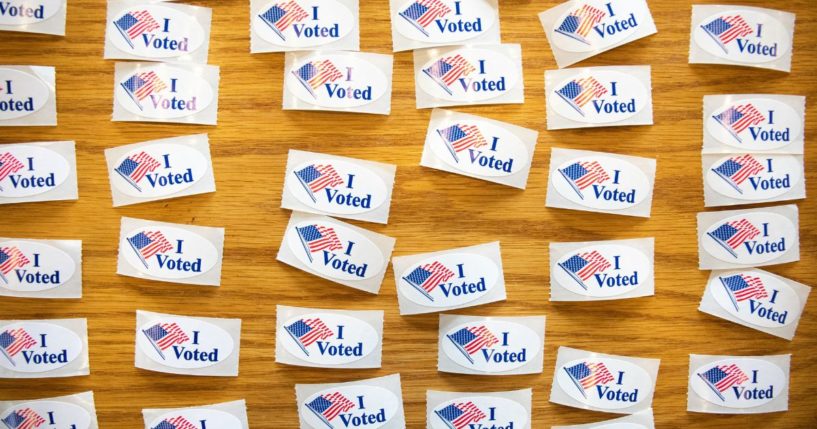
[398,0,451,37]
[436,124,488,162]
[700,15,753,53]
[558,161,610,199]
[564,362,615,397]
[121,71,168,109]
[151,416,198,429]
[115,151,161,191]
[294,164,344,203]
[292,60,343,98]
[711,154,764,194]
[555,77,608,115]
[0,328,37,366]
[707,219,761,258]
[447,326,498,364]
[1,408,45,429]
[142,322,189,360]
[719,274,768,311]
[0,247,30,281]
[113,10,160,47]
[555,4,606,44]
[422,54,476,95]
[0,153,24,187]
[305,392,355,427]
[403,261,455,301]
[558,250,612,290]
[434,402,486,429]
[127,231,173,268]
[712,104,766,143]
[285,318,333,356]
[296,225,343,262]
[698,364,749,401]
[258,1,309,41]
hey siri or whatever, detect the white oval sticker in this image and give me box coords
[149,408,241,429]
[301,385,398,429]
[395,0,497,44]
[691,358,785,408]
[256,0,354,48]
[111,5,206,59]
[289,159,387,215]
[429,396,528,429]
[287,54,387,108]
[711,270,801,328]
[0,322,82,373]
[0,0,62,26]
[419,48,518,102]
[702,212,795,265]
[123,226,218,279]
[0,240,75,292]
[442,320,540,373]
[138,317,234,369]
[1,401,91,429]
[695,10,791,64]
[551,71,648,124]
[286,220,385,281]
[707,154,801,201]
[708,98,801,151]
[431,120,529,178]
[551,0,648,53]
[554,244,650,297]
[557,358,652,410]
[117,65,213,119]
[553,156,650,210]
[0,68,50,121]
[113,144,208,198]
[400,253,499,308]
[282,312,378,365]
[0,145,69,198]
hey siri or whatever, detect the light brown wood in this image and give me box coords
[0,0,815,427]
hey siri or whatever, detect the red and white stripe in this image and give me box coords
[14,408,45,429]
[139,231,173,259]
[576,251,612,281]
[717,15,753,45]
[725,219,761,249]
[414,0,451,27]
[714,364,749,392]
[0,247,30,275]
[419,261,455,293]
[306,226,343,253]
[155,323,189,350]
[730,104,766,134]
[165,416,198,429]
[574,161,610,190]
[126,10,160,39]
[2,329,36,357]
[728,154,765,185]
[307,60,343,90]
[438,55,476,86]
[733,275,768,301]
[133,71,168,101]
[321,392,355,421]
[127,151,161,183]
[307,165,344,192]
[450,402,486,429]
[273,1,309,32]
[574,4,606,37]
[0,152,24,182]
[298,318,333,347]
[580,362,614,389]
[573,77,608,107]
[450,125,488,152]
[463,326,498,355]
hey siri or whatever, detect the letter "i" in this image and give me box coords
[769,289,779,304]
[33,253,40,268]
[610,81,618,96]
[766,158,774,173]
[4,80,12,95]
[752,369,759,384]
[616,371,625,385]
[346,173,356,189]
[26,157,34,171]
[170,78,178,93]
[612,169,621,185]
[768,110,775,125]
[762,223,770,238]
[47,412,56,425]
[199,420,208,429]
[163,18,170,33]
[163,154,172,169]
[613,255,621,270]
[312,6,319,20]
[605,2,615,17]
[40,333,47,348]
[490,136,499,152]
[192,331,200,345]
[176,239,184,254]
[337,325,345,340]
[344,241,356,256]
[456,263,466,279]
[756,24,763,38]
[346,67,353,82]
[478,60,486,75]
[501,332,509,346]
[488,407,496,421]
[357,395,366,409]
[454,1,462,15]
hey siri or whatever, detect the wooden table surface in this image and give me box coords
[1,0,815,427]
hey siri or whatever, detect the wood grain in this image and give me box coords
[0,0,815,427]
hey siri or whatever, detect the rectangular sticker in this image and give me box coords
[699,268,810,341]
[0,66,56,127]
[552,409,654,428]
[546,147,656,218]
[276,305,383,369]
[687,354,790,414]
[277,212,395,294]
[539,0,657,69]
[135,310,241,377]
[295,374,405,429]
[392,242,506,315]
[0,0,66,35]
[414,44,524,109]
[0,318,89,379]
[117,216,225,287]
[550,237,654,301]
[697,204,799,270]
[250,0,359,53]
[390,0,501,52]
[702,153,805,207]
[0,237,81,299]
[105,0,212,63]
[550,346,659,414]
[112,62,220,125]
[282,50,393,115]
[426,388,531,429]
[0,391,98,429]
[143,400,248,429]
[702,94,805,154]
[689,5,795,73]
[437,313,545,376]
[421,108,539,189]
[546,65,653,130]
[0,141,78,205]
[105,134,216,207]
[281,149,396,224]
